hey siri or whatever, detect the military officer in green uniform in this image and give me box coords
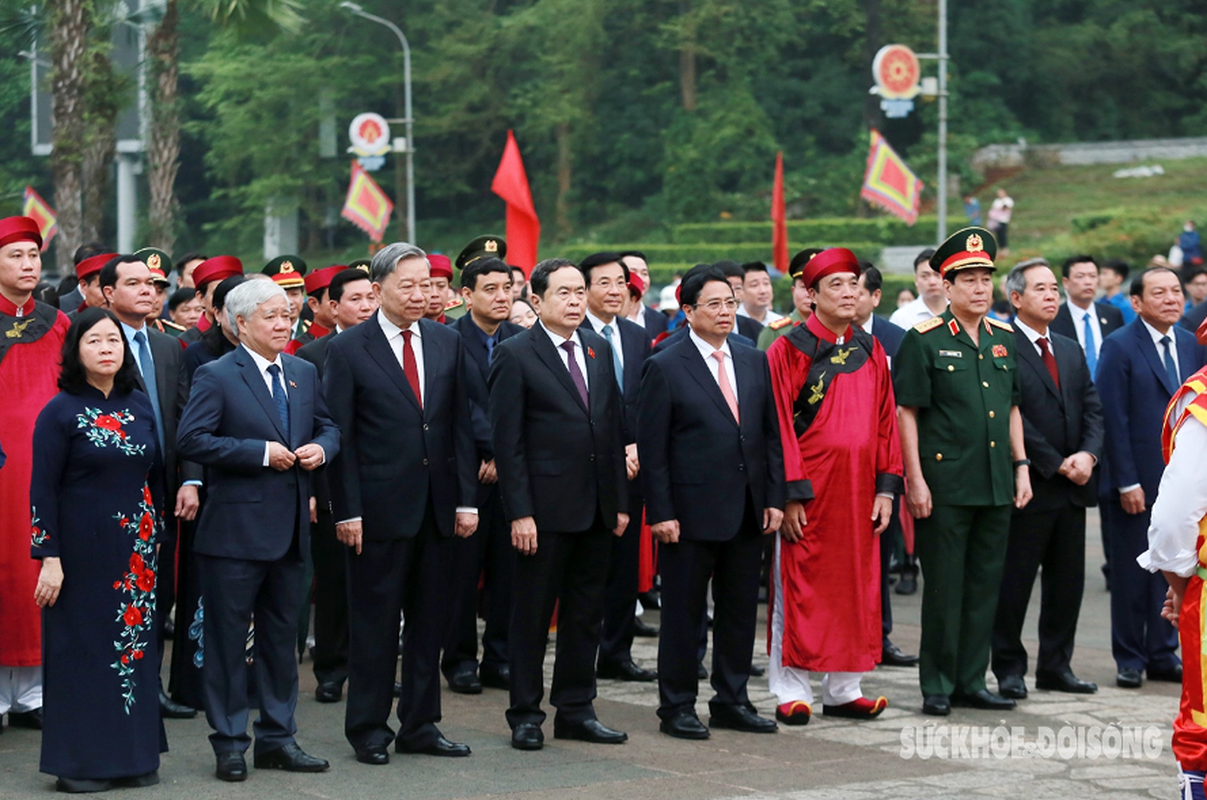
[892,227,1033,717]
[135,247,187,337]
[452,235,506,322]
[757,248,822,351]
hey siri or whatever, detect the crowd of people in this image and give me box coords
[3,213,1207,795]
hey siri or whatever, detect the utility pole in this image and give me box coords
[937,0,949,243]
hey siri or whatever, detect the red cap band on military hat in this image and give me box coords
[429,254,453,280]
[192,256,244,289]
[800,247,860,289]
[76,253,119,280]
[628,273,645,297]
[0,216,43,250]
[304,265,344,295]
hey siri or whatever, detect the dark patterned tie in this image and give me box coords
[402,330,422,408]
[560,340,589,408]
[1037,336,1060,391]
[1161,335,1180,387]
[267,363,290,433]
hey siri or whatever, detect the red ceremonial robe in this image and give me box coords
[766,313,902,674]
[0,295,70,666]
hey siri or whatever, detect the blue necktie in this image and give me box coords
[1081,312,1097,380]
[602,324,623,391]
[267,363,290,434]
[486,334,495,365]
[133,330,164,453]
[1161,335,1180,388]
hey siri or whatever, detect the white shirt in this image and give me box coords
[584,310,624,369]
[889,296,945,330]
[1013,317,1054,358]
[628,306,647,329]
[242,344,307,468]
[1067,299,1104,361]
[119,320,154,377]
[378,309,425,404]
[689,329,738,403]
[1138,391,1207,578]
[540,321,589,392]
[1141,317,1181,383]
[737,304,783,325]
[990,195,1014,223]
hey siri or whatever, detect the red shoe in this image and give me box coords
[775,701,812,726]
[823,695,888,719]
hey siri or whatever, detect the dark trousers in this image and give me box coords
[915,504,1011,697]
[310,507,349,686]
[597,489,644,669]
[506,522,612,729]
[880,496,904,645]
[198,550,304,756]
[345,508,450,751]
[657,503,762,721]
[442,486,512,677]
[155,511,179,665]
[992,501,1086,679]
[1102,497,1180,672]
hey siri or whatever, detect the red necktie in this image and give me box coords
[402,329,422,408]
[1037,336,1060,390]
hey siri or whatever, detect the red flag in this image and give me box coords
[491,131,540,272]
[771,152,788,273]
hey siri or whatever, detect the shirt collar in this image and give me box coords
[689,328,732,360]
[1141,317,1175,346]
[805,311,850,344]
[118,319,147,342]
[585,310,618,334]
[241,343,284,374]
[1067,298,1095,321]
[1014,316,1049,345]
[0,294,35,317]
[857,316,874,335]
[539,320,581,350]
[378,309,420,340]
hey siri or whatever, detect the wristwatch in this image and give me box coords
[1013,459,1031,468]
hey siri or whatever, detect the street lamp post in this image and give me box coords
[340,1,415,245]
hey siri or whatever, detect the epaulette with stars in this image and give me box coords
[986,317,1014,332]
[769,316,794,331]
[913,317,944,334]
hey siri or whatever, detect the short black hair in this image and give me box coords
[176,252,208,277]
[529,258,581,299]
[462,257,514,291]
[1131,266,1181,297]
[33,281,59,308]
[679,265,731,308]
[713,261,745,281]
[741,261,769,280]
[579,252,630,285]
[859,261,883,294]
[1061,254,1098,279]
[168,286,197,312]
[510,265,527,281]
[328,268,373,303]
[618,250,648,263]
[212,275,247,311]
[1102,258,1130,281]
[913,248,936,271]
[73,242,109,266]
[58,307,140,396]
[97,255,147,293]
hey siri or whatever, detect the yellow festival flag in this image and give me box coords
[341,161,394,243]
[860,129,922,226]
[22,186,57,250]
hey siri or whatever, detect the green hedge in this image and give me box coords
[558,241,886,267]
[670,216,968,246]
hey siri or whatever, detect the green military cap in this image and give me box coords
[787,248,824,281]
[263,255,307,288]
[134,247,173,284]
[930,227,998,278]
[456,235,507,272]
[348,258,372,274]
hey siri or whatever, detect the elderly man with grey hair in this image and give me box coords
[990,257,1104,702]
[324,242,479,765]
[178,279,340,781]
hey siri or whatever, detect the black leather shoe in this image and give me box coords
[480,665,510,690]
[315,682,343,703]
[398,735,471,757]
[355,745,389,765]
[637,590,660,610]
[554,717,628,744]
[708,704,777,734]
[158,691,197,719]
[163,619,175,640]
[1035,670,1097,694]
[253,743,329,772]
[881,642,920,667]
[922,695,951,716]
[215,752,247,782]
[633,617,659,637]
[115,770,159,788]
[511,723,544,751]
[997,674,1028,699]
[1149,664,1183,683]
[697,662,708,679]
[659,711,709,740]
[1116,668,1143,688]
[597,660,657,682]
[951,689,1016,710]
[447,670,483,695]
[749,664,765,677]
[8,708,43,729]
[55,777,113,793]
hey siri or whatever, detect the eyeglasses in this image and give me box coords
[695,298,739,312]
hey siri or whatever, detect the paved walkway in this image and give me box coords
[0,510,1181,798]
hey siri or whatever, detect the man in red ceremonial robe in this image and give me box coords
[766,248,903,725]
[0,216,70,728]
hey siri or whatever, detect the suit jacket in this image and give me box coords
[1096,319,1207,497]
[643,305,669,337]
[451,315,526,462]
[1012,328,1104,511]
[132,326,197,490]
[1181,297,1207,334]
[1050,300,1125,345]
[637,334,786,541]
[324,315,478,539]
[735,314,763,343]
[868,315,906,360]
[177,346,340,561]
[579,316,652,445]
[489,324,629,532]
[295,331,340,511]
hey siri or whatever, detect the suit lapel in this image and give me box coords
[1177,330,1200,386]
[732,346,756,430]
[679,342,739,428]
[150,333,171,411]
[285,359,304,448]
[364,321,422,413]
[581,332,605,414]
[530,326,588,414]
[1014,331,1061,402]
[1136,322,1177,395]
[237,348,287,440]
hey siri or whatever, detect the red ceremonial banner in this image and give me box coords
[860,129,922,226]
[771,151,788,273]
[22,186,57,251]
[341,161,394,243]
[491,130,540,273]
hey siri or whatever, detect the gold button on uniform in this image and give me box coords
[988,410,995,418]
[979,354,984,360]
[948,365,955,372]
[935,453,943,461]
[982,381,990,388]
[990,441,996,448]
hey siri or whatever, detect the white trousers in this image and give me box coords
[768,536,864,706]
[0,665,42,713]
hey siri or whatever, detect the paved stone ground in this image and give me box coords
[0,509,1183,798]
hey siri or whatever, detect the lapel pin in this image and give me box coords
[587,347,596,359]
[289,380,297,388]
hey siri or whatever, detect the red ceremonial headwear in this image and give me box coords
[192,256,244,290]
[0,216,43,250]
[429,254,453,281]
[1196,315,1207,346]
[76,253,119,280]
[799,247,860,289]
[628,273,646,298]
[304,265,344,295]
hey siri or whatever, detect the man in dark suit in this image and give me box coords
[619,251,668,337]
[993,259,1104,699]
[177,280,340,782]
[98,255,201,719]
[489,258,630,751]
[294,268,378,703]
[442,257,524,694]
[1050,255,1125,378]
[1097,266,1207,689]
[577,252,657,683]
[324,244,479,766]
[638,265,785,740]
[717,261,766,342]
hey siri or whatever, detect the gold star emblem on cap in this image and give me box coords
[281,260,295,273]
[966,234,984,253]
[147,254,161,269]
[485,240,498,253]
